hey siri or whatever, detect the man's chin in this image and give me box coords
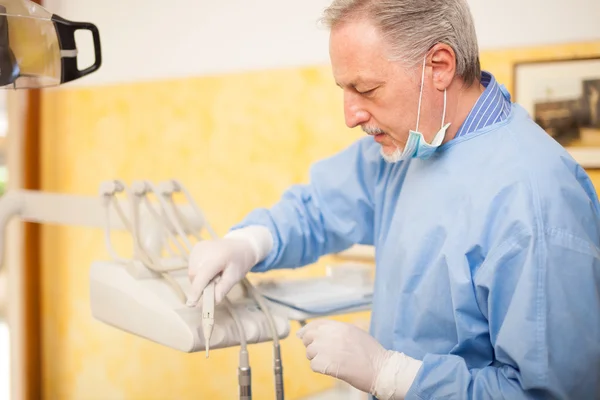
[380,146,403,163]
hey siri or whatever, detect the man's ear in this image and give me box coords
[429,43,456,91]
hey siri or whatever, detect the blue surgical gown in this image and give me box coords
[231,104,600,399]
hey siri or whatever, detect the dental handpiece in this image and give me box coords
[202,280,215,358]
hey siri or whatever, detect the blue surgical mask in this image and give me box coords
[399,56,451,161]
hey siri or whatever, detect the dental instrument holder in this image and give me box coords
[0,188,291,353]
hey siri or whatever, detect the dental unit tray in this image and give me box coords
[90,260,290,353]
[254,277,373,320]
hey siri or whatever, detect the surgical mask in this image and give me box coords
[0,0,101,89]
[385,56,451,163]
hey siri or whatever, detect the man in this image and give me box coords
[188,0,600,398]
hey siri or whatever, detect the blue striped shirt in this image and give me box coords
[454,71,512,138]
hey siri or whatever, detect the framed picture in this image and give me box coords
[514,56,600,168]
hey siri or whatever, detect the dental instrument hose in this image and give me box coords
[242,278,284,400]
[100,181,188,303]
[134,181,216,355]
[100,180,133,264]
[140,194,188,257]
[156,183,217,357]
[145,181,216,357]
[129,182,188,302]
[103,179,251,395]
[223,297,252,400]
[135,180,250,399]
[160,181,254,399]
[164,179,284,400]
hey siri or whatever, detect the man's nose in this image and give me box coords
[344,92,370,128]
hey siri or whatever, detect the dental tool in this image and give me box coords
[160,179,277,399]
[157,180,255,397]
[160,180,268,400]
[203,279,215,358]
[153,181,216,358]
[152,180,219,358]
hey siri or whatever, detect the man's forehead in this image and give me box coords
[329,19,394,87]
[330,49,390,87]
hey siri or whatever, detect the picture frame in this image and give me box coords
[514,56,600,168]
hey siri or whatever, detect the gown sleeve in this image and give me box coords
[230,136,383,272]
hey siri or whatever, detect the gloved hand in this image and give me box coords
[187,225,273,306]
[297,319,423,400]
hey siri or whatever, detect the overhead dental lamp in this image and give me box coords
[0,0,101,89]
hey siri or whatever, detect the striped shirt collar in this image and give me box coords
[454,71,512,138]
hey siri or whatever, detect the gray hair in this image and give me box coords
[320,0,481,86]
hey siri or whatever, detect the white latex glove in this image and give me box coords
[297,319,423,400]
[186,225,273,306]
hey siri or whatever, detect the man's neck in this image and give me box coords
[442,80,486,144]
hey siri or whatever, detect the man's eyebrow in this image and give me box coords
[335,78,384,89]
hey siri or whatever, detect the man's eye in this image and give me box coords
[358,88,377,95]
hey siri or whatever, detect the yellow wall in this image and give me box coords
[40,40,600,399]
[40,67,362,399]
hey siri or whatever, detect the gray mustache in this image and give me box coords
[362,126,385,135]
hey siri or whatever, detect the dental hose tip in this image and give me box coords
[239,349,252,399]
[274,344,284,400]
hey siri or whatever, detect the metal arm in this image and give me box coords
[0,189,207,271]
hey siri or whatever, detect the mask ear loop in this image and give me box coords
[416,54,449,131]
[415,56,427,132]
[441,88,447,128]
